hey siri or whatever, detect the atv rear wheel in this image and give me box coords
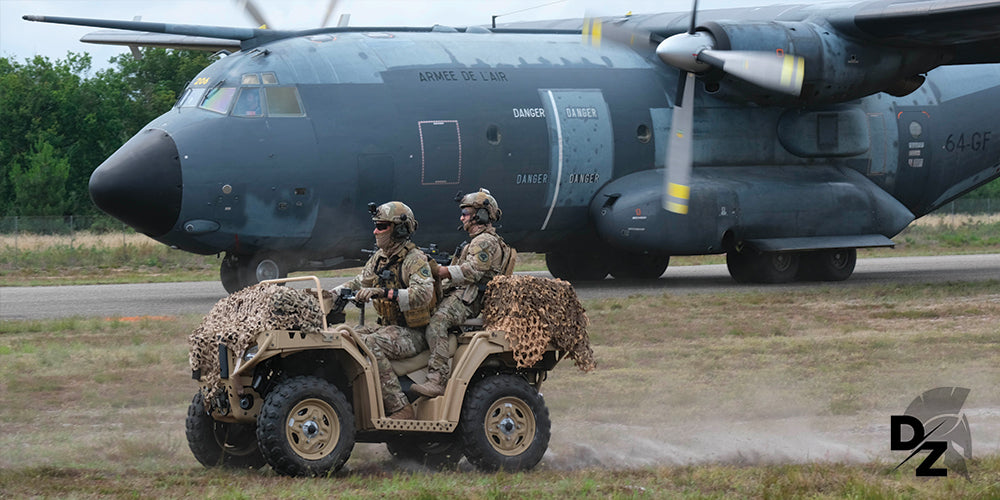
[460,374,550,472]
[256,376,355,477]
[185,391,266,469]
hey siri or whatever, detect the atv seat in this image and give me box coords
[389,318,483,382]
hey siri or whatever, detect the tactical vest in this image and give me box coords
[371,242,436,328]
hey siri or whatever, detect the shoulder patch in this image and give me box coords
[477,251,489,263]
[420,266,431,278]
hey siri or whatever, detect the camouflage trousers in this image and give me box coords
[424,294,478,384]
[357,325,428,415]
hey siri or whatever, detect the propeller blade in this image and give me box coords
[236,0,271,29]
[688,0,699,34]
[698,49,805,96]
[664,71,696,214]
[319,0,339,28]
[337,14,351,27]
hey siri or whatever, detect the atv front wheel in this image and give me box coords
[256,376,355,477]
[185,391,267,469]
[459,374,551,472]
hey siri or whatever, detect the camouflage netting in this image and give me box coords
[482,275,596,372]
[189,283,324,403]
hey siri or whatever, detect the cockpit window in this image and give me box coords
[265,87,304,117]
[241,74,261,85]
[179,87,207,108]
[232,88,264,117]
[262,72,278,85]
[200,86,237,114]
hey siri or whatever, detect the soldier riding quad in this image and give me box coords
[186,275,591,476]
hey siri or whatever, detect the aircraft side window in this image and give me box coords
[179,87,207,108]
[232,88,264,117]
[265,87,304,117]
[200,87,238,114]
[261,72,278,85]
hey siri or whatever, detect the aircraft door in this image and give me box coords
[538,89,614,230]
[418,120,461,185]
[894,110,932,210]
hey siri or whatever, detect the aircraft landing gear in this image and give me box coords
[609,254,670,280]
[726,248,800,284]
[545,251,609,281]
[220,252,288,294]
[797,248,856,281]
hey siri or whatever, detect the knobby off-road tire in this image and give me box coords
[460,374,551,472]
[385,436,464,470]
[256,376,355,477]
[185,391,267,469]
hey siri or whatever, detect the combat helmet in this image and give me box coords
[369,201,418,239]
[459,188,502,224]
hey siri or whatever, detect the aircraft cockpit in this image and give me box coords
[175,72,305,118]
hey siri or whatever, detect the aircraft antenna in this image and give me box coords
[492,0,569,28]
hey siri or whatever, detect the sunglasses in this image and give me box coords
[461,208,474,216]
[374,221,392,230]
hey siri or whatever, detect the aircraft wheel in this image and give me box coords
[755,251,800,283]
[185,391,267,469]
[726,249,758,283]
[385,436,464,470]
[799,248,856,281]
[243,252,287,286]
[220,253,244,294]
[257,376,355,477]
[460,374,550,472]
[609,254,669,280]
[545,251,608,281]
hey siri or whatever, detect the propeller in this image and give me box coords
[237,0,347,29]
[587,1,805,214]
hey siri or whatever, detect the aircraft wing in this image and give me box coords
[81,30,241,52]
[830,0,1000,64]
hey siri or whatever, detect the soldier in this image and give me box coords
[336,201,436,420]
[412,189,515,398]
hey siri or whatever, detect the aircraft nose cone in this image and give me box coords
[89,128,182,237]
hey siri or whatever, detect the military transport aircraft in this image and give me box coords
[24,0,1000,292]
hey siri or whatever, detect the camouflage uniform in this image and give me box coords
[342,240,435,415]
[424,225,510,385]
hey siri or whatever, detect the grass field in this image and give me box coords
[1,214,999,286]
[1,281,998,498]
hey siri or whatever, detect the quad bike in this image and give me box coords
[185,276,565,476]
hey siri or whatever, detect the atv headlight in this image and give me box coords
[242,345,259,363]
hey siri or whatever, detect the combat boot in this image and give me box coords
[389,404,415,420]
[412,374,446,398]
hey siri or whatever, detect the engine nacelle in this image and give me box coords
[697,21,947,106]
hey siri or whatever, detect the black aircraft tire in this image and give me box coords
[385,436,465,470]
[609,254,670,280]
[460,374,550,472]
[185,391,267,469]
[799,248,856,281]
[545,252,609,281]
[756,251,800,284]
[726,250,758,284]
[220,254,244,294]
[242,253,287,287]
[256,376,355,477]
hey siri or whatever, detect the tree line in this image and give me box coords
[1,49,211,217]
[1,49,998,219]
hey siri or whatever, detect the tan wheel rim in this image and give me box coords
[484,396,535,456]
[285,398,339,460]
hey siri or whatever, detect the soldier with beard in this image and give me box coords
[412,189,515,398]
[335,201,436,420]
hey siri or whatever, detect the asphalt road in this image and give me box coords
[1,253,998,320]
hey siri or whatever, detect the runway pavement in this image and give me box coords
[1,253,998,320]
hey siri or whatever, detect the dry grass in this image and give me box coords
[1,282,998,497]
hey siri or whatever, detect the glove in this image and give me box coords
[356,287,385,302]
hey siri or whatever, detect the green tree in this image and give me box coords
[7,139,72,216]
[1,49,211,217]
